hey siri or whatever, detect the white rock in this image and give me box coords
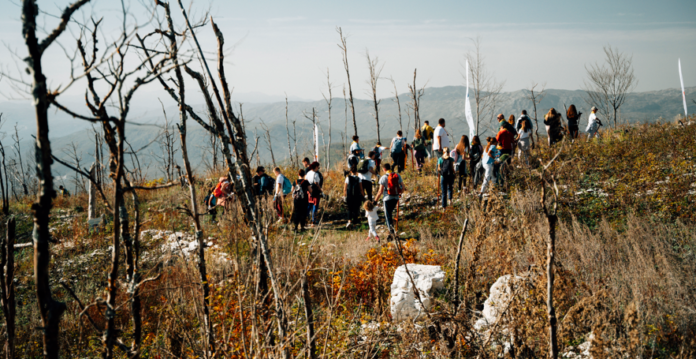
[474,274,523,333]
[390,264,445,321]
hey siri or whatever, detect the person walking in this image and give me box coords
[566,104,582,140]
[302,157,311,171]
[516,118,534,165]
[515,110,533,132]
[372,141,386,174]
[438,147,456,208]
[252,166,275,196]
[306,162,323,226]
[344,165,365,229]
[421,120,434,158]
[291,169,310,231]
[479,137,500,196]
[544,108,564,146]
[432,118,450,160]
[469,136,484,187]
[357,151,376,201]
[453,135,470,192]
[390,130,407,173]
[349,135,364,159]
[273,167,288,221]
[364,200,380,242]
[58,185,70,197]
[374,163,407,234]
[412,129,427,173]
[586,106,603,140]
[496,120,515,163]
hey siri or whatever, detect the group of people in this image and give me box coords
[205,104,604,239]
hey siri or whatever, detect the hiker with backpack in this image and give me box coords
[349,135,364,159]
[372,142,386,175]
[496,119,515,164]
[273,167,292,221]
[544,108,565,146]
[204,182,219,222]
[452,135,470,192]
[390,130,407,173]
[469,136,484,188]
[347,148,361,170]
[479,137,500,196]
[374,163,407,234]
[344,165,365,229]
[421,120,434,157]
[412,129,427,173]
[252,166,275,196]
[306,161,324,226]
[586,106,603,140]
[516,117,535,165]
[291,169,311,231]
[432,118,450,160]
[357,151,377,201]
[566,105,582,140]
[438,147,456,208]
[515,110,533,132]
[58,185,70,197]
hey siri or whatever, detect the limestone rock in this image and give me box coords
[474,274,524,333]
[390,264,445,321]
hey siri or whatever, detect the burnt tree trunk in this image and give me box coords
[0,217,16,359]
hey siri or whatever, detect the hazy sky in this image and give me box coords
[1,0,695,103]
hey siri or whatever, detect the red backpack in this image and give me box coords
[386,172,402,196]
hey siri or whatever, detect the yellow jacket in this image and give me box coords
[421,124,434,141]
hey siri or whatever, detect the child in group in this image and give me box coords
[364,200,380,242]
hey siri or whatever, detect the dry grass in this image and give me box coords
[1,120,695,357]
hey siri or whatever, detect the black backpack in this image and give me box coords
[346,175,361,198]
[347,155,359,168]
[440,158,455,177]
[357,159,370,174]
[292,180,307,200]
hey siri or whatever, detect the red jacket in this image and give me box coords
[496,129,514,151]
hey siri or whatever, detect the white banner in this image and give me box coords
[679,59,688,118]
[314,123,319,162]
[465,60,476,139]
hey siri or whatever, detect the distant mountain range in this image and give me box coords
[2,85,693,181]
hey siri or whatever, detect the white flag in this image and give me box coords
[465,60,476,139]
[314,123,319,162]
[679,59,688,118]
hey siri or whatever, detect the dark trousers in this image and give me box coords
[414,150,425,171]
[362,180,373,202]
[441,175,454,208]
[274,196,283,218]
[569,125,579,139]
[457,167,467,191]
[384,198,399,232]
[347,198,362,224]
[391,152,405,172]
[500,149,513,163]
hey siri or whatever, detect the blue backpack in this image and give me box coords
[282,176,292,195]
[391,137,404,154]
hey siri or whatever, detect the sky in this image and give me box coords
[0,0,695,104]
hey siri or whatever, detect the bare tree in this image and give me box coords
[284,94,297,168]
[541,169,560,359]
[321,69,333,169]
[0,117,9,215]
[337,27,357,137]
[342,85,348,158]
[584,46,637,127]
[11,124,28,196]
[525,82,546,144]
[260,120,277,168]
[365,50,384,143]
[20,0,90,357]
[465,37,505,135]
[407,69,426,136]
[389,76,403,132]
[0,217,16,358]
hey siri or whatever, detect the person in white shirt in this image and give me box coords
[432,118,450,159]
[363,200,380,242]
[273,167,286,220]
[357,151,377,201]
[586,106,602,141]
[515,119,535,165]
